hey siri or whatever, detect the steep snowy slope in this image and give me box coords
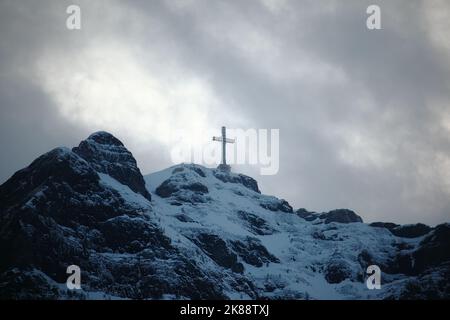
[0,132,449,299]
[144,163,449,299]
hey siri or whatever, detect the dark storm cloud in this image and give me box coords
[0,0,449,224]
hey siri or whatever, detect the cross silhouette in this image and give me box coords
[212,126,235,169]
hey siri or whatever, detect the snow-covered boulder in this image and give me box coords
[213,169,260,193]
[259,197,293,213]
[154,165,210,204]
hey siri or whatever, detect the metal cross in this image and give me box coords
[212,126,235,166]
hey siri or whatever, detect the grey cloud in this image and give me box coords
[0,0,449,225]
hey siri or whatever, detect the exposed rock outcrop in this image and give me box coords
[73,131,151,201]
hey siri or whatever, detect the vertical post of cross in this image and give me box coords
[212,126,235,171]
[222,126,227,166]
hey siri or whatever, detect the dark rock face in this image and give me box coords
[357,250,374,269]
[190,233,244,274]
[278,200,293,213]
[172,164,206,178]
[213,170,261,193]
[99,215,172,254]
[320,209,363,224]
[191,166,206,178]
[259,198,293,213]
[0,135,228,300]
[155,180,178,198]
[324,258,355,284]
[155,165,209,204]
[298,208,362,224]
[393,224,450,276]
[369,222,400,230]
[390,223,432,238]
[183,182,209,194]
[230,237,279,267]
[369,222,432,238]
[0,269,63,300]
[155,178,209,203]
[73,132,151,201]
[296,208,319,221]
[237,211,276,235]
[0,147,97,210]
[412,224,450,272]
[189,233,279,273]
[387,263,450,299]
[237,174,260,193]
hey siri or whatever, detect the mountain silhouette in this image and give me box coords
[0,132,449,299]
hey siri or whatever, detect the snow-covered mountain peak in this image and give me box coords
[73,132,151,201]
[86,131,125,147]
[142,164,398,298]
[1,133,449,300]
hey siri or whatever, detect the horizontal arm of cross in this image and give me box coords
[212,136,235,143]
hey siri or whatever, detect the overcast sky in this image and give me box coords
[1,0,450,225]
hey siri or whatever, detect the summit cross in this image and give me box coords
[212,126,235,170]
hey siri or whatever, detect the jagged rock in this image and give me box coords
[237,174,260,193]
[155,180,178,198]
[394,224,450,276]
[320,209,363,224]
[183,182,209,193]
[369,222,400,230]
[390,223,432,238]
[189,233,244,274]
[0,269,65,300]
[324,258,355,284]
[0,147,97,210]
[155,166,209,204]
[73,132,151,201]
[370,222,431,238]
[412,224,450,272]
[388,263,450,299]
[155,178,208,202]
[296,208,319,221]
[259,197,293,213]
[99,215,171,253]
[191,166,206,178]
[229,237,279,267]
[213,170,260,193]
[237,211,276,235]
[172,164,206,178]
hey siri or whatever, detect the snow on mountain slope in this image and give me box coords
[144,164,410,299]
[1,132,449,300]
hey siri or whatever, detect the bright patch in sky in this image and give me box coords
[33,41,230,150]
